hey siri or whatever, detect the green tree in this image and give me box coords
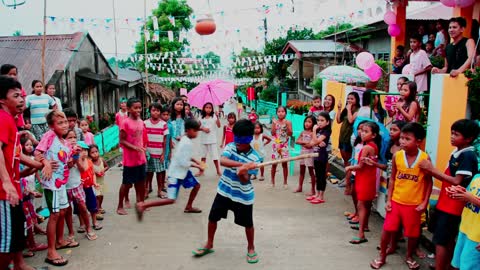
[12,30,22,36]
[135,0,193,80]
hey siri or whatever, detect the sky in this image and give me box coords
[0,0,417,63]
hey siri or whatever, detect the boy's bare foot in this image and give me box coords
[344,185,352,195]
[125,201,131,209]
[117,208,128,215]
[195,172,204,177]
[415,248,426,259]
[135,203,144,222]
[293,188,302,193]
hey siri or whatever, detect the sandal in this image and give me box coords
[192,247,214,257]
[23,251,35,258]
[344,211,353,217]
[56,240,79,250]
[45,256,68,266]
[347,213,356,220]
[405,259,420,270]
[349,216,360,224]
[349,236,368,244]
[99,208,106,214]
[350,225,370,232]
[246,252,259,264]
[370,259,385,269]
[93,223,103,230]
[306,195,316,201]
[86,231,98,241]
[310,198,325,204]
[184,208,202,213]
[77,226,86,233]
[30,243,48,252]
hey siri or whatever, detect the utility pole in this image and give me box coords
[143,0,149,94]
[112,0,119,79]
[263,17,268,46]
[42,0,47,84]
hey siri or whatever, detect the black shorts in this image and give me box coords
[0,200,26,253]
[432,209,461,246]
[122,164,146,185]
[208,194,253,228]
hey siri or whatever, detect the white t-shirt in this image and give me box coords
[167,136,194,179]
[199,115,218,144]
[66,166,81,190]
[357,106,379,122]
[409,49,431,92]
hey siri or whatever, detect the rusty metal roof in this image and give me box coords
[0,32,85,89]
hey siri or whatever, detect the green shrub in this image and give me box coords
[259,85,277,103]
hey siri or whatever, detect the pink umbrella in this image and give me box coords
[187,79,235,108]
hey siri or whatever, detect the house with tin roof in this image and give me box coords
[281,40,357,100]
[0,31,125,120]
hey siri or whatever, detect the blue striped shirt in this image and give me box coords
[26,94,55,124]
[217,143,261,205]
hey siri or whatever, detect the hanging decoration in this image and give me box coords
[388,24,401,37]
[1,0,26,9]
[195,17,216,35]
[355,52,374,70]
[365,63,383,82]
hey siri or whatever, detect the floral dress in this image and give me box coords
[272,120,290,159]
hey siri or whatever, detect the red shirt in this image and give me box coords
[248,113,258,123]
[81,159,95,188]
[0,110,22,200]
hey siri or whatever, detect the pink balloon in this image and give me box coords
[383,11,396,25]
[356,52,375,70]
[440,0,456,7]
[456,0,475,8]
[388,24,401,37]
[365,64,382,82]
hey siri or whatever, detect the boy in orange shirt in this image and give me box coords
[370,122,432,269]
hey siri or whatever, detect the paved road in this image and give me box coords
[26,121,432,270]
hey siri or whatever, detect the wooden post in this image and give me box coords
[453,5,474,39]
[42,0,47,84]
[390,0,407,63]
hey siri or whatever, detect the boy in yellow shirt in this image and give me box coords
[370,123,432,269]
[448,174,480,270]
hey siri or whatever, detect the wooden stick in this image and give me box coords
[256,153,319,168]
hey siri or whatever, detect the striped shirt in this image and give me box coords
[26,94,55,124]
[144,119,169,158]
[217,144,261,205]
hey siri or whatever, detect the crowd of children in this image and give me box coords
[3,67,480,269]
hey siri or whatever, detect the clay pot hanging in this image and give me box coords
[195,18,216,35]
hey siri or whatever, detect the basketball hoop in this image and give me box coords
[2,0,26,9]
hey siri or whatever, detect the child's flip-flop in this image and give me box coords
[350,225,370,232]
[192,247,214,257]
[349,236,368,244]
[56,241,79,250]
[370,259,386,269]
[45,256,68,267]
[310,198,325,204]
[406,259,420,270]
[246,252,259,264]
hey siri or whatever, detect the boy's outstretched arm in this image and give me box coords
[419,159,466,185]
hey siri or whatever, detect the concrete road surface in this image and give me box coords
[26,121,433,270]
